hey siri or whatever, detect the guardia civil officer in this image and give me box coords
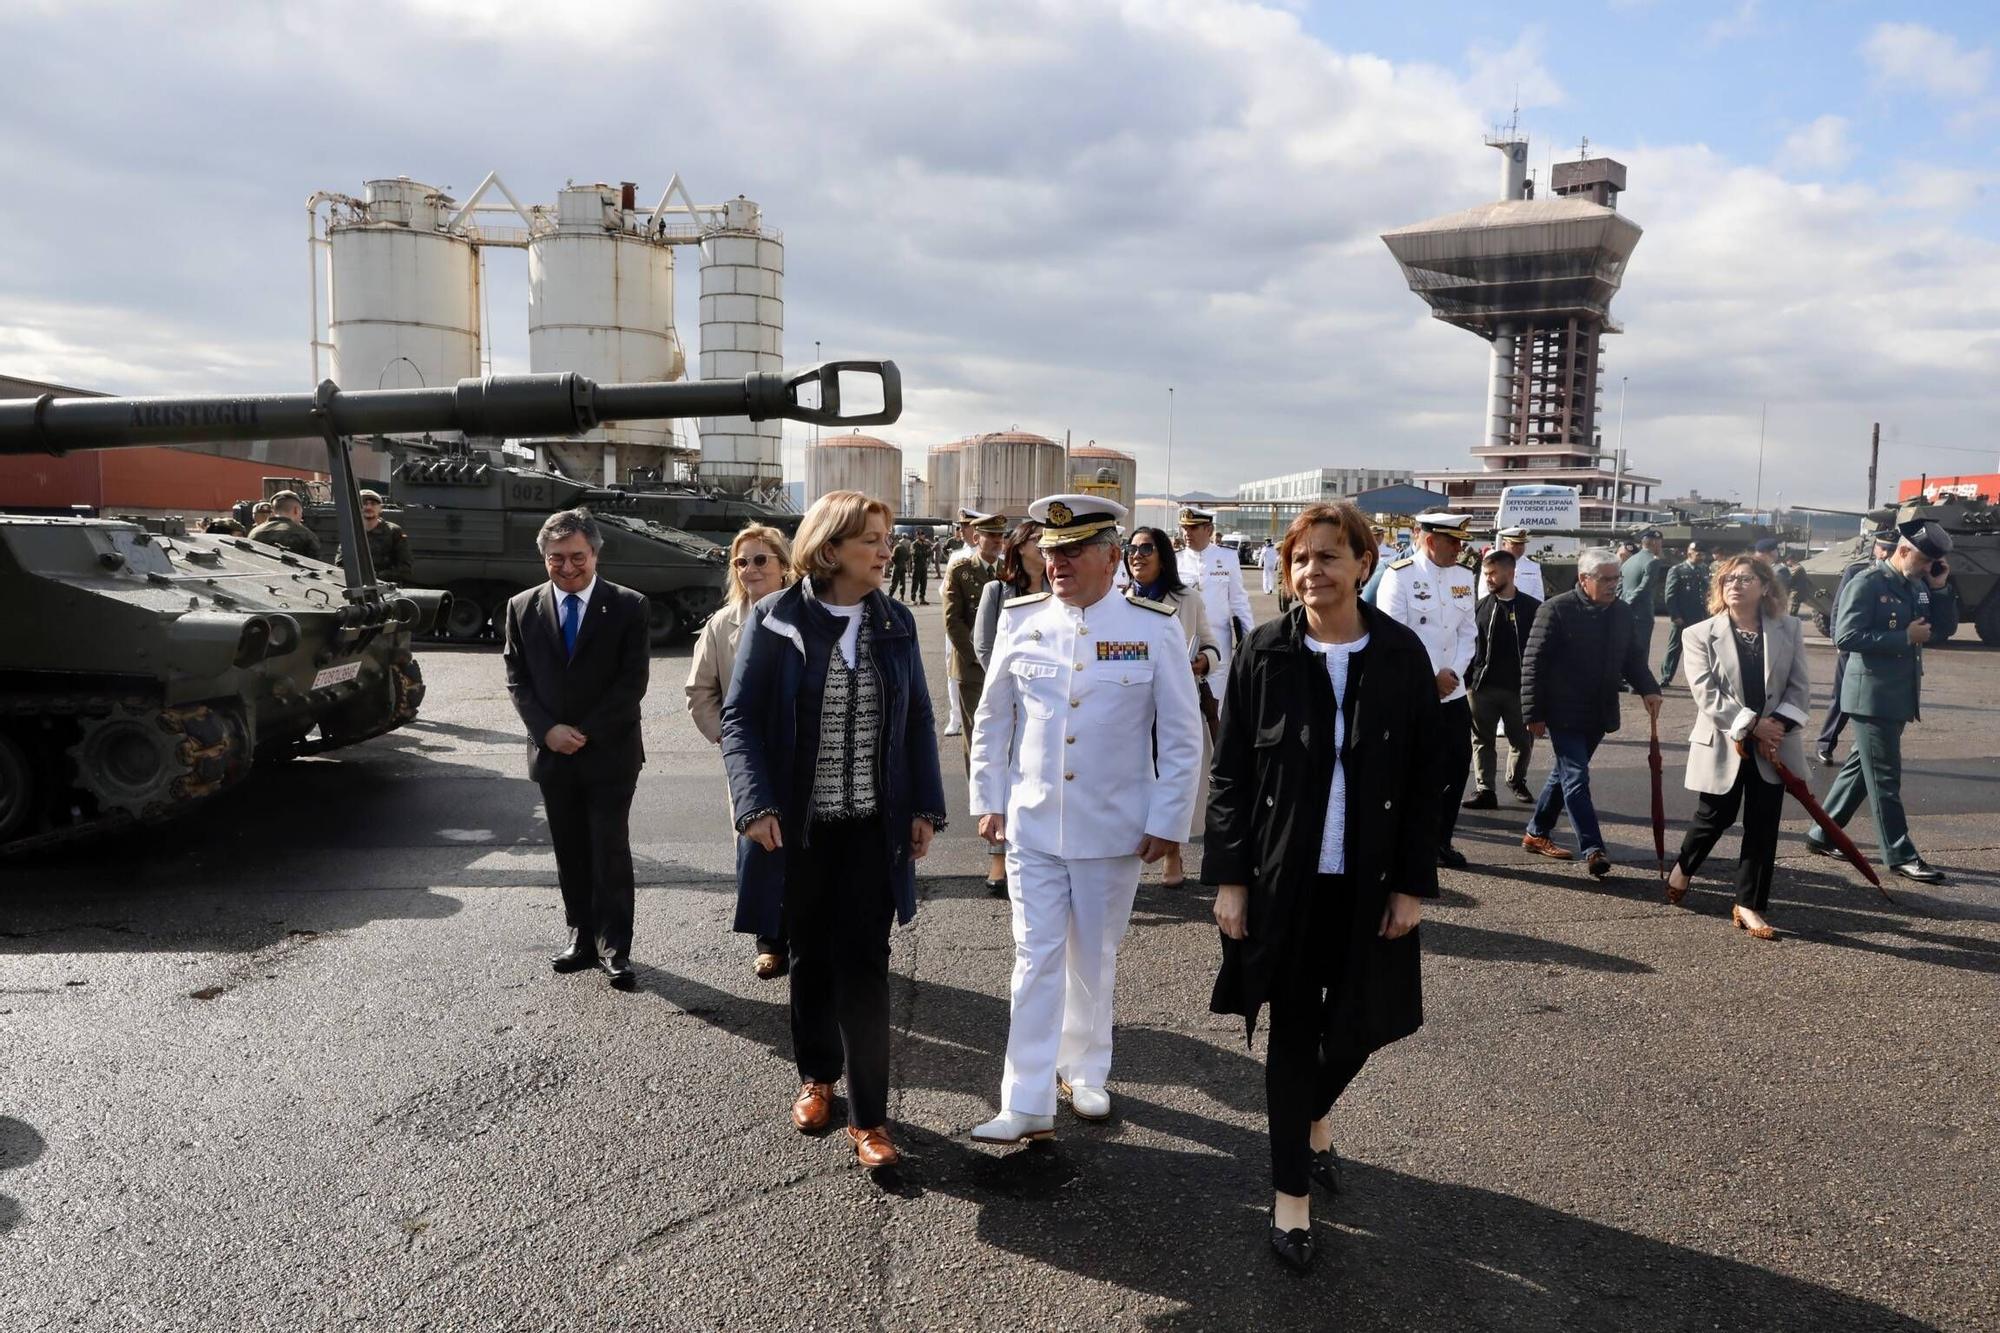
[1815,526,1900,765]
[1176,506,1255,675]
[1808,519,1957,883]
[1377,513,1478,868]
[968,495,1203,1144]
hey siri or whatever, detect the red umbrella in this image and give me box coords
[1648,713,1667,879]
[1736,739,1890,901]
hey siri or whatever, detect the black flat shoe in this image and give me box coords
[1309,1147,1341,1195]
[1436,845,1468,870]
[1268,1211,1316,1274]
[603,954,637,990]
[986,878,1009,899]
[1460,790,1498,810]
[1507,781,1535,805]
[1892,859,1945,884]
[551,931,596,974]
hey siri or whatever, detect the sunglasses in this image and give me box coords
[1124,543,1158,556]
[733,553,774,569]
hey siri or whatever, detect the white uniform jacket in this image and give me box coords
[969,588,1204,859]
[1378,551,1477,702]
[1177,544,1254,654]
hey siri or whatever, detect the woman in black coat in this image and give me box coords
[1205,501,1442,1273]
[722,490,947,1171]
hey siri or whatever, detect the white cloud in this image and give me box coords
[1704,0,1760,47]
[1862,21,1991,100]
[0,0,1994,508]
[1775,114,1851,173]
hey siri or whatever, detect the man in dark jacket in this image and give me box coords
[1520,547,1664,878]
[502,508,652,989]
[247,490,324,560]
[1814,526,1899,765]
[1659,542,1711,686]
[1464,549,1540,808]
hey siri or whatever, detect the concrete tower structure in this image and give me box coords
[1382,136,1657,525]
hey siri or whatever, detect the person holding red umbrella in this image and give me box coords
[1665,556,1811,939]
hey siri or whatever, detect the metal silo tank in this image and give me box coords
[529,183,684,482]
[961,431,1065,518]
[1070,443,1137,512]
[328,178,482,398]
[927,440,964,518]
[805,434,904,508]
[697,197,784,500]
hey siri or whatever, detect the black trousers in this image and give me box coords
[1816,652,1850,751]
[1674,763,1784,911]
[1437,696,1473,846]
[1265,876,1369,1196]
[540,774,638,956]
[787,814,895,1129]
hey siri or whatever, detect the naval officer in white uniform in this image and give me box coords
[1175,506,1255,674]
[1379,512,1479,869]
[969,494,1204,1143]
[1480,526,1545,601]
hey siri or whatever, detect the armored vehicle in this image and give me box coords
[288,453,731,645]
[1794,494,2000,644]
[595,479,801,543]
[0,361,901,852]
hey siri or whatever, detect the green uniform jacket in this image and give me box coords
[1619,549,1663,618]
[943,556,997,682]
[1834,561,1957,723]
[1663,559,1710,624]
[340,520,415,583]
[248,516,323,560]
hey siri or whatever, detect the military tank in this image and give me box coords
[0,361,901,852]
[284,449,733,645]
[1794,493,2000,644]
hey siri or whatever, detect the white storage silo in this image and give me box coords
[697,197,785,498]
[926,440,964,518]
[529,183,684,481]
[904,474,929,519]
[959,431,1067,519]
[804,433,903,508]
[1069,443,1138,512]
[328,179,482,397]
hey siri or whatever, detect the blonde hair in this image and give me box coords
[792,490,895,584]
[727,523,794,610]
[1707,554,1786,618]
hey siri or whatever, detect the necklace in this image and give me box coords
[1733,623,1762,647]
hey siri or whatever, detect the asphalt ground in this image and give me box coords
[3,593,1995,1331]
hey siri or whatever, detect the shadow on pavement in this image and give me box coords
[1424,920,1654,974]
[0,1116,45,1235]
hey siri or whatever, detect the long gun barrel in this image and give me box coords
[0,361,900,455]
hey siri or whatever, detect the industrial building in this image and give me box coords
[1383,134,1659,526]
[1235,466,1413,523]
[309,174,784,497]
[1069,442,1137,513]
[925,431,1069,519]
[804,431,903,508]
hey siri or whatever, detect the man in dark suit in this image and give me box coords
[502,508,652,989]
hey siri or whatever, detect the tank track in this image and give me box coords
[0,695,249,857]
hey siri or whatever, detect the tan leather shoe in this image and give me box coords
[848,1125,900,1168]
[1522,833,1574,860]
[753,951,785,979]
[792,1081,833,1134]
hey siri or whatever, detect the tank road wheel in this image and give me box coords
[440,589,490,642]
[66,705,187,820]
[0,731,35,844]
[392,655,427,726]
[1977,590,2000,646]
[646,596,681,646]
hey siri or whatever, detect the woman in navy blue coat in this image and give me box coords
[721,490,946,1169]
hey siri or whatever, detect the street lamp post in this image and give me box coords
[1166,386,1175,500]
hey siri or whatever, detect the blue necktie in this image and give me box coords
[561,593,581,659]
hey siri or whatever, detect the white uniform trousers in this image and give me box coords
[945,648,966,731]
[1000,845,1142,1115]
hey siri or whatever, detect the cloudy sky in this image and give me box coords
[2,0,1995,507]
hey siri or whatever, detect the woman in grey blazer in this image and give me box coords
[1667,555,1811,939]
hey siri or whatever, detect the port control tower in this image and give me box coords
[1382,134,1655,525]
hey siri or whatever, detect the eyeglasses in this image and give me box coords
[733,553,774,569]
[544,553,592,568]
[1720,574,1763,587]
[1124,543,1157,557]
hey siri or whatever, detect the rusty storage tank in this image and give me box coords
[804,432,903,507]
[926,439,964,519]
[959,431,1066,518]
[1068,442,1137,512]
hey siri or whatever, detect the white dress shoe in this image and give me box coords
[1060,1079,1112,1121]
[971,1111,1055,1144]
